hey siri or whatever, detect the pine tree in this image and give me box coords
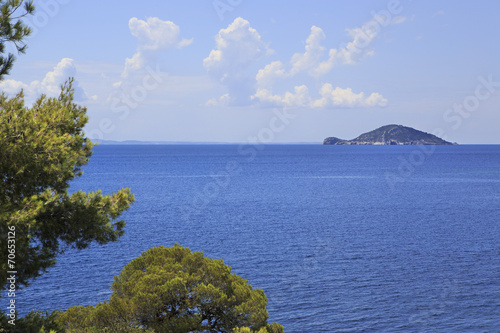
[57,245,284,333]
[0,0,35,80]
[0,80,135,288]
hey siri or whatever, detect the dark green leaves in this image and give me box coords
[0,0,35,80]
[0,80,135,288]
[57,245,283,333]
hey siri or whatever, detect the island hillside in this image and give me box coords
[323,124,456,145]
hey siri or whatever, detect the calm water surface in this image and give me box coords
[14,145,500,332]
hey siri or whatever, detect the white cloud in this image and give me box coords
[253,83,387,109]
[129,17,192,51]
[38,58,78,95]
[312,83,387,108]
[255,61,288,87]
[0,58,87,101]
[253,85,311,108]
[204,17,270,106]
[312,48,338,77]
[249,15,396,109]
[204,16,392,109]
[122,17,192,78]
[329,18,380,67]
[204,17,268,76]
[0,79,28,95]
[257,17,388,81]
[109,18,193,107]
[364,91,387,106]
[290,26,326,76]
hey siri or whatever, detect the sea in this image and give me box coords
[12,144,500,332]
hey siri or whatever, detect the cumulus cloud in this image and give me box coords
[249,16,395,109]
[253,26,332,83]
[121,17,192,78]
[312,83,387,108]
[204,16,393,109]
[0,58,87,101]
[258,13,408,82]
[253,83,387,109]
[204,17,270,106]
[312,19,380,75]
[0,79,28,95]
[204,17,268,76]
[255,61,287,88]
[253,85,311,108]
[290,26,326,76]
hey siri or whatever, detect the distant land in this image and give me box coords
[92,140,229,145]
[323,125,457,145]
[93,125,457,145]
[92,140,318,145]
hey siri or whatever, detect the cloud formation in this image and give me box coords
[0,58,87,101]
[290,26,326,76]
[254,83,387,108]
[253,85,311,108]
[258,17,389,84]
[250,15,405,108]
[204,17,270,106]
[205,15,404,109]
[122,17,193,78]
[313,84,387,107]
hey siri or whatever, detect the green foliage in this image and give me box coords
[0,0,35,80]
[0,80,135,288]
[233,322,285,333]
[56,305,157,332]
[0,310,64,333]
[58,244,283,332]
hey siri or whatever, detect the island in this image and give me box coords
[323,124,456,145]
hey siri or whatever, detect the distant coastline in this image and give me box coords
[92,140,320,145]
[92,139,235,145]
[324,124,457,145]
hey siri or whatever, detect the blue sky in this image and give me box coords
[2,0,500,143]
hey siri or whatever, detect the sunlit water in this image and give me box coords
[12,145,500,332]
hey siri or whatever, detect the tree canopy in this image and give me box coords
[57,244,284,333]
[0,0,35,80]
[0,80,135,288]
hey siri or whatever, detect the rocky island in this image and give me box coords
[323,124,456,145]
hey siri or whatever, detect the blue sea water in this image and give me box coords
[12,144,500,332]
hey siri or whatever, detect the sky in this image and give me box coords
[2,0,500,143]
